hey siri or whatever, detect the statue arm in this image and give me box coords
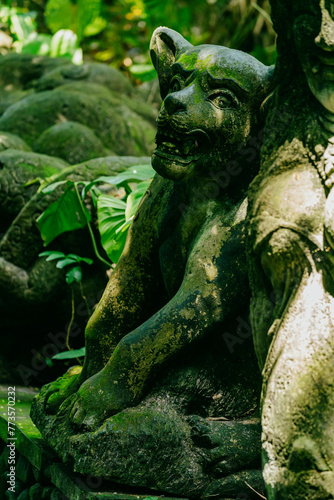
[68,219,249,427]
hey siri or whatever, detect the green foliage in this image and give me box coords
[37,182,92,246]
[52,347,86,359]
[0,5,82,61]
[129,63,157,82]
[38,250,93,283]
[45,0,102,42]
[37,163,154,266]
[0,1,276,75]
[98,179,151,263]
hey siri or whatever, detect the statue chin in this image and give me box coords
[152,150,195,181]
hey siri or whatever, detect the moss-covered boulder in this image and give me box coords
[0,149,68,233]
[0,88,155,156]
[50,81,158,126]
[35,62,134,96]
[0,53,71,90]
[34,121,113,165]
[0,89,34,116]
[0,132,31,152]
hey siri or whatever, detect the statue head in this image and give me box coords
[271,0,334,113]
[149,28,273,181]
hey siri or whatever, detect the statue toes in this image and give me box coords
[45,390,61,414]
[70,401,87,427]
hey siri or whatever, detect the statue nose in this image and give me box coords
[315,3,334,51]
[164,93,187,114]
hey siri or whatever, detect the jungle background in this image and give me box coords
[1,0,276,78]
[0,0,275,387]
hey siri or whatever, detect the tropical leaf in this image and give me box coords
[39,251,66,261]
[37,186,91,246]
[56,257,77,269]
[81,163,154,199]
[66,265,83,283]
[53,346,86,359]
[125,180,151,220]
[44,0,75,34]
[97,195,127,263]
[97,180,150,264]
[49,29,79,58]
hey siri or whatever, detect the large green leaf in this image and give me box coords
[97,195,127,264]
[49,29,79,58]
[125,180,151,220]
[76,0,101,41]
[37,186,91,246]
[82,163,155,199]
[44,0,75,34]
[53,347,86,360]
[66,265,83,284]
[97,181,150,264]
[21,34,52,55]
[44,0,101,41]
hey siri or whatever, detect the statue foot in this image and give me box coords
[64,369,137,430]
[44,366,83,415]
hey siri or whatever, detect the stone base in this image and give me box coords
[0,385,187,500]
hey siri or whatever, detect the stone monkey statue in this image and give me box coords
[32,28,273,499]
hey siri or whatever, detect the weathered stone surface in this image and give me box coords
[246,1,334,498]
[34,121,113,165]
[0,132,31,153]
[35,62,134,96]
[0,88,155,156]
[31,28,274,499]
[0,149,68,233]
[0,53,70,90]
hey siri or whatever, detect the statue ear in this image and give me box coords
[150,27,192,99]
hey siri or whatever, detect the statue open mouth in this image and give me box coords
[153,127,209,164]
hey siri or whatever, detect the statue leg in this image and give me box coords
[44,176,169,414]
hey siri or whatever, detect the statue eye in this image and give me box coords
[209,92,238,110]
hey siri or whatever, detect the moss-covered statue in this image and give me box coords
[247,1,334,498]
[32,28,273,499]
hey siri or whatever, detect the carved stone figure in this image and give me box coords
[246,1,334,497]
[31,28,273,498]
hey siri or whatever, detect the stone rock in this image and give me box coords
[0,88,155,156]
[35,62,134,96]
[0,149,68,233]
[0,54,71,90]
[34,121,113,165]
[0,132,31,153]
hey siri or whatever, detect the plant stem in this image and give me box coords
[79,280,92,317]
[66,286,75,351]
[74,183,112,268]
